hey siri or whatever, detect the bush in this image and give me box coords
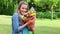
[55,12,60,18]
[36,11,58,19]
[0,5,14,15]
[36,12,41,18]
[53,13,57,19]
[36,11,51,19]
[43,11,51,19]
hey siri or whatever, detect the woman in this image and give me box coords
[12,1,35,34]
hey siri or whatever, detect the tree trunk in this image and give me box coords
[51,6,53,20]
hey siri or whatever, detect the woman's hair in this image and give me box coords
[17,1,29,11]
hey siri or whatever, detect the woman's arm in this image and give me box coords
[21,20,31,29]
[12,14,23,32]
[12,13,31,32]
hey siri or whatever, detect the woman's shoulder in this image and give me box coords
[12,12,18,17]
[12,12,19,21]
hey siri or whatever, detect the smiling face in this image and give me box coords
[19,4,28,15]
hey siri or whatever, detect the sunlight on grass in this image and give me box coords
[0,24,12,34]
[36,18,60,27]
[0,15,12,25]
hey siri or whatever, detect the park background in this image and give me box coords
[0,0,60,34]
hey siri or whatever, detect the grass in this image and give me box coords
[0,15,60,34]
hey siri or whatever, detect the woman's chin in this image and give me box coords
[23,13,27,15]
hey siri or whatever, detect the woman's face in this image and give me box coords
[19,4,28,15]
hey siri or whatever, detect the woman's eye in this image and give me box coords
[22,8,24,9]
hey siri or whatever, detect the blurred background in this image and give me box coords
[0,0,60,34]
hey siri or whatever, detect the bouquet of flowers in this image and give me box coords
[20,7,36,34]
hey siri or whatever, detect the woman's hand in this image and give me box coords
[21,19,33,29]
[26,20,33,24]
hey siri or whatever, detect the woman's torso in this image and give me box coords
[12,12,29,34]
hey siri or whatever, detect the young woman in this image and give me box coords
[12,1,35,34]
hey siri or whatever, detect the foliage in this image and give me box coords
[0,0,60,18]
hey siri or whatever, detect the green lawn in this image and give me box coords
[0,15,60,34]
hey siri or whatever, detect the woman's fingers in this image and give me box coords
[28,20,34,24]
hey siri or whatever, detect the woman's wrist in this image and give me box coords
[21,22,29,28]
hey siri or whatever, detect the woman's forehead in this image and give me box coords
[21,4,28,8]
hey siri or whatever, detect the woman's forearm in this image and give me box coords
[21,22,29,29]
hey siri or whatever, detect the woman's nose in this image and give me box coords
[23,9,27,12]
